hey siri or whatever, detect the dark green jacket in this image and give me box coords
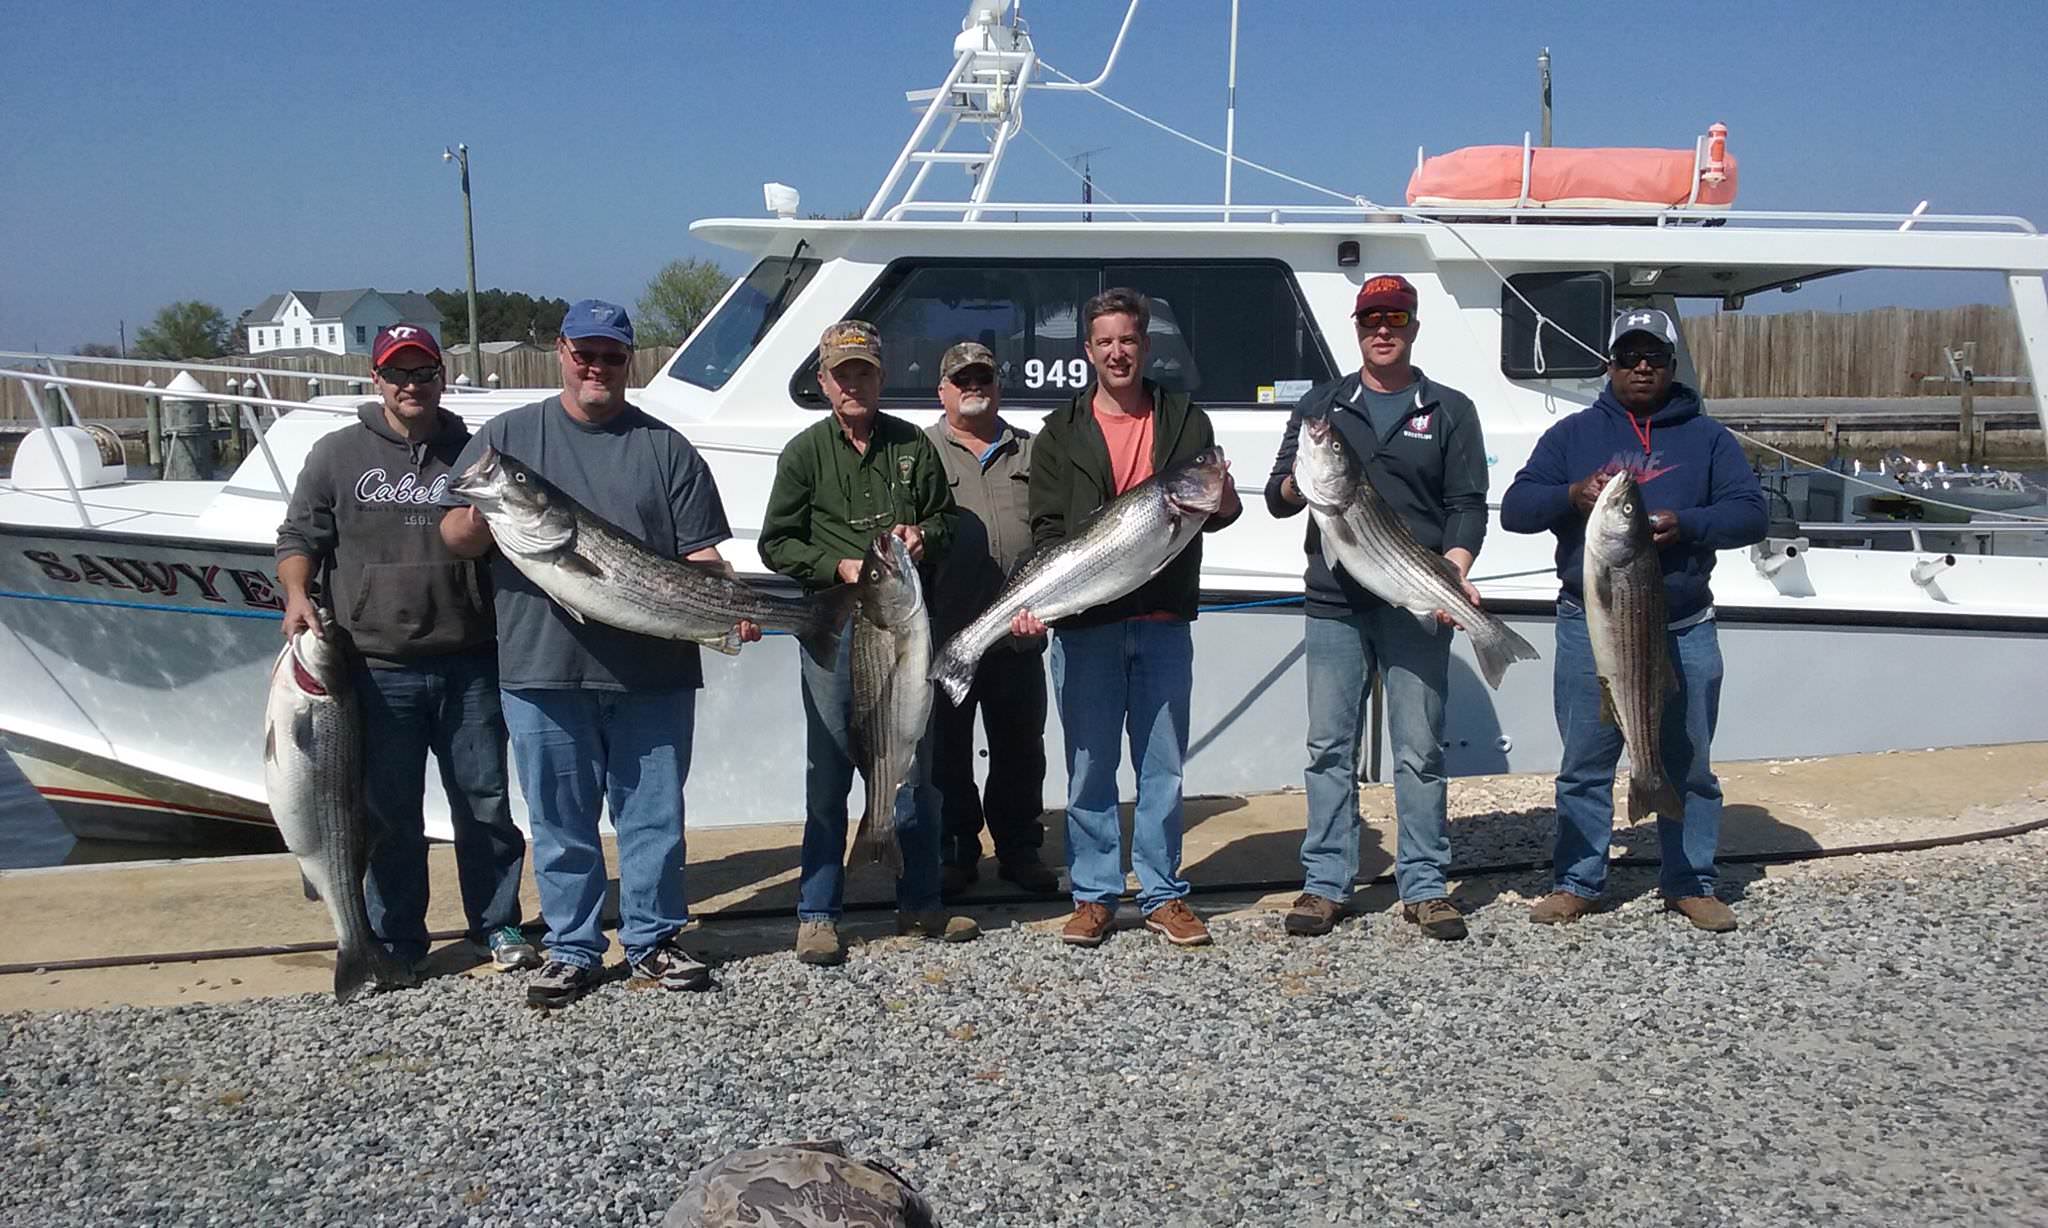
[1027,381,1241,627]
[760,413,955,590]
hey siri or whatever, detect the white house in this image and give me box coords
[241,289,444,357]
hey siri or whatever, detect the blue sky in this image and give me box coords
[4,0,2044,352]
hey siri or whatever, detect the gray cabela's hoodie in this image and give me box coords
[275,403,492,664]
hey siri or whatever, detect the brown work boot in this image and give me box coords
[1062,901,1116,948]
[1143,899,1213,947]
[1665,895,1738,933]
[1402,897,1469,941]
[1528,891,1596,925]
[896,909,981,943]
[1284,892,1344,937]
[795,920,846,966]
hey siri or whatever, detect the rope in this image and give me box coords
[1014,122,1144,223]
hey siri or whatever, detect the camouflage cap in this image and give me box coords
[937,341,997,383]
[817,319,883,371]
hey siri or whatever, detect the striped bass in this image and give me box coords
[929,447,1232,705]
[1292,416,1538,689]
[848,532,928,875]
[261,619,402,1003]
[452,446,854,661]
[1583,469,1686,822]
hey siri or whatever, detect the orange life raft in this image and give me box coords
[1406,124,1738,210]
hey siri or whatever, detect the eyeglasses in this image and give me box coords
[1611,348,1674,370]
[376,364,442,386]
[1354,310,1412,330]
[949,370,995,390]
[568,348,631,369]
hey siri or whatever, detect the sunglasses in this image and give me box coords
[568,348,631,369]
[1611,348,1674,370]
[376,364,442,386]
[949,370,996,390]
[1354,310,1412,330]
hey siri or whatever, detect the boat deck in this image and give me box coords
[4,742,2042,1012]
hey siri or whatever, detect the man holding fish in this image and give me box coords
[1265,273,1520,943]
[441,299,759,1007]
[1501,307,1766,932]
[760,319,979,967]
[1001,288,1242,950]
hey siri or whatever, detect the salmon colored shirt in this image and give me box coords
[1092,401,1180,622]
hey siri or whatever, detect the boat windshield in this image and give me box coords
[667,253,821,390]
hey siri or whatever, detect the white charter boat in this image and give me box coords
[3,0,2046,845]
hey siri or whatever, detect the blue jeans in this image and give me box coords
[1551,599,1725,899]
[1300,608,1451,904]
[501,687,696,968]
[354,647,524,964]
[1051,619,1193,912]
[797,628,942,921]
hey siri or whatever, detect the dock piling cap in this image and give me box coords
[163,371,209,402]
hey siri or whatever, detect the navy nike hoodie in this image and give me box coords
[1499,381,1766,622]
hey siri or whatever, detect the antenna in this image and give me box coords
[1068,146,1111,222]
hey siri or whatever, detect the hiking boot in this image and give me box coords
[630,934,714,991]
[1284,892,1344,937]
[1528,892,1597,925]
[795,920,846,967]
[1402,897,1469,941]
[896,910,981,943]
[1665,895,1738,933]
[1143,899,1212,947]
[478,925,542,971]
[526,959,596,1010]
[940,861,978,901]
[996,856,1061,896]
[1062,902,1116,948]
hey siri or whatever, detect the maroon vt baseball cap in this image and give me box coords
[371,324,442,367]
[1353,274,1418,316]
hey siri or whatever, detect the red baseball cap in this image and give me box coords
[1353,274,1418,316]
[371,324,442,367]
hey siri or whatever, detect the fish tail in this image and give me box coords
[1471,621,1542,691]
[928,642,978,707]
[850,801,905,877]
[799,583,861,664]
[332,938,384,1005]
[1628,772,1687,824]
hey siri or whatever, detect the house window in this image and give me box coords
[355,325,367,345]
[293,328,301,345]
[793,258,1336,409]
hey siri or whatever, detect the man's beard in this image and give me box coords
[958,395,993,417]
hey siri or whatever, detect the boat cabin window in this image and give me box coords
[1500,271,1611,379]
[668,254,822,391]
[793,258,1335,409]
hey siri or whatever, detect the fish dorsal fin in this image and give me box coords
[1596,676,1619,726]
[491,513,575,557]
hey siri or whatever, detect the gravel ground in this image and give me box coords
[5,823,2046,1228]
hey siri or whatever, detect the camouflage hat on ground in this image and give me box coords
[937,341,997,383]
[817,319,883,371]
[662,1142,938,1227]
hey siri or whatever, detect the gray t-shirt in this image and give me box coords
[446,396,732,692]
[1358,380,1419,442]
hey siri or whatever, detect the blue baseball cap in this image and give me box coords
[560,298,635,346]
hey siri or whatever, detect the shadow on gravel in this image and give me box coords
[1607,802,1823,905]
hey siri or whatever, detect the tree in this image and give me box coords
[133,301,232,360]
[426,288,569,345]
[72,342,121,357]
[636,258,731,348]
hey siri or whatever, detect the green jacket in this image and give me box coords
[760,413,955,590]
[1027,381,1241,627]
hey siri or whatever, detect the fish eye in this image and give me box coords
[513,472,526,483]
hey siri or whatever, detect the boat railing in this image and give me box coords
[0,367,353,530]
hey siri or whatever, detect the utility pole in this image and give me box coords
[118,320,127,359]
[1538,47,1553,146]
[443,143,484,385]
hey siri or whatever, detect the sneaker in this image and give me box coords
[1143,899,1212,947]
[630,934,715,991]
[526,959,596,1009]
[1061,901,1116,948]
[1284,892,1343,937]
[995,856,1061,896]
[796,920,846,967]
[479,925,542,971]
[1665,895,1738,933]
[896,910,981,943]
[1402,897,1469,941]
[940,861,978,901]
[1528,891,1597,925]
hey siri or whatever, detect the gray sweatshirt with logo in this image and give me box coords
[275,403,493,664]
